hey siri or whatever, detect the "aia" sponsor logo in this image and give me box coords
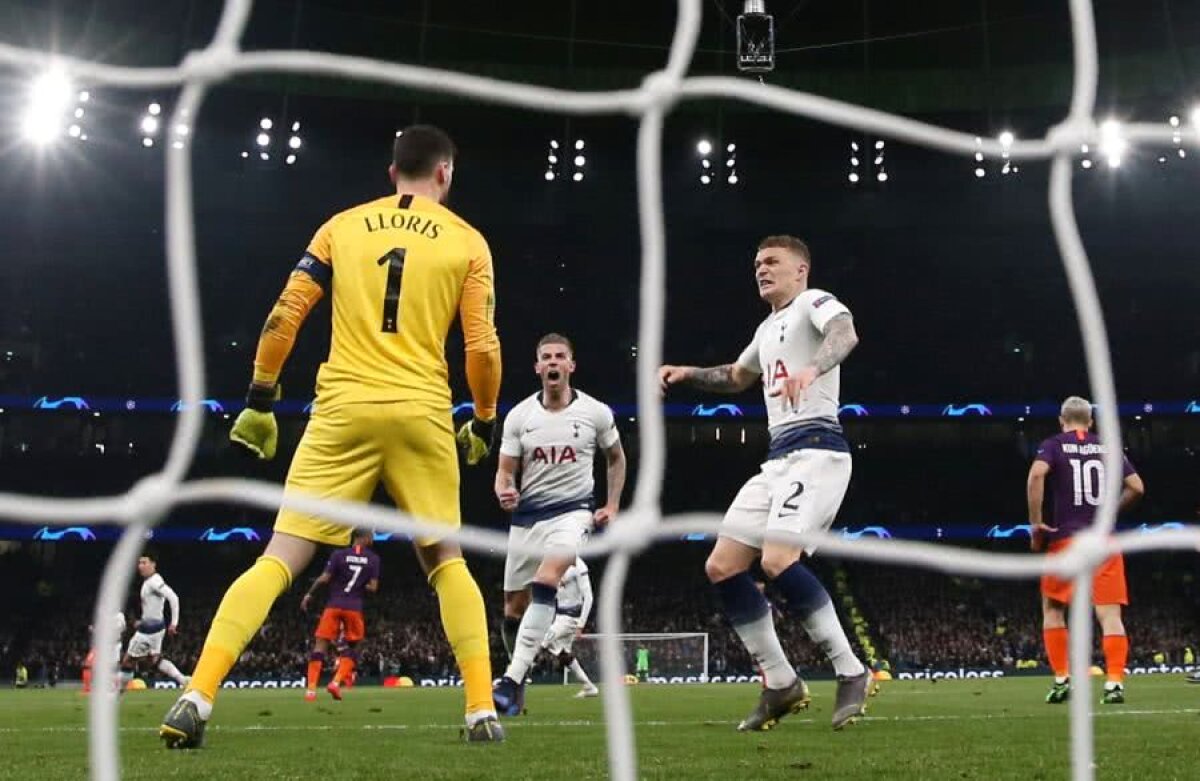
[531,445,578,464]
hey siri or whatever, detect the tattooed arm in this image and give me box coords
[808,313,859,376]
[658,362,759,394]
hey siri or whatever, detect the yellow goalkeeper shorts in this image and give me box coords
[274,401,460,547]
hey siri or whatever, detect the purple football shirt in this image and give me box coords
[1034,430,1136,542]
[323,545,381,611]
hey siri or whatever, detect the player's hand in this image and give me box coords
[496,487,520,512]
[658,365,691,395]
[300,594,312,613]
[1030,521,1057,552]
[456,416,497,465]
[167,625,178,637]
[768,365,819,410]
[594,505,617,529]
[230,384,282,460]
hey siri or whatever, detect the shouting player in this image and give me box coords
[121,553,189,689]
[660,235,871,732]
[492,334,625,716]
[300,528,381,701]
[540,557,599,698]
[161,125,505,747]
[1029,396,1144,705]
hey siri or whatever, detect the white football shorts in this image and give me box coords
[503,509,592,592]
[542,614,583,655]
[720,448,852,553]
[125,629,165,659]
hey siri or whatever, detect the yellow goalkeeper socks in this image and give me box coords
[428,557,493,716]
[188,554,292,703]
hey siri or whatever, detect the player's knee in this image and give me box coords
[759,549,801,579]
[704,555,741,584]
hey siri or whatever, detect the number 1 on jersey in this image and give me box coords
[377,248,406,333]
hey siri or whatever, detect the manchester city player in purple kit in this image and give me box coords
[1028,396,1144,705]
[300,529,381,701]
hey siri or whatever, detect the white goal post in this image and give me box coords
[571,632,709,684]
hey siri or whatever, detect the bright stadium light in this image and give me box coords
[21,68,74,145]
[1099,119,1126,168]
[550,139,559,149]
[574,155,585,167]
[697,139,712,156]
[285,154,296,165]
[149,102,161,116]
[260,151,269,161]
[291,121,300,132]
[256,132,270,147]
[727,173,738,184]
[1081,159,1093,169]
[874,139,885,150]
[241,151,249,159]
[575,139,585,150]
[727,143,736,153]
[701,159,711,169]
[544,170,555,181]
[548,154,557,164]
[700,174,711,184]
[68,124,81,138]
[140,116,158,134]
[974,167,985,178]
[260,117,273,130]
[1169,115,1180,128]
[78,90,89,103]
[998,131,1014,148]
[174,123,190,137]
[142,137,154,148]
[848,172,859,183]
[288,136,301,150]
[726,158,735,168]
[877,170,888,182]
[572,171,584,182]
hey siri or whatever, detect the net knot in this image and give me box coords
[121,474,175,525]
[1046,118,1096,156]
[633,71,682,116]
[181,46,238,83]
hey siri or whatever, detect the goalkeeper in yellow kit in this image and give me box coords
[160,125,505,746]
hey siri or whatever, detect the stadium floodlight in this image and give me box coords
[260,151,269,161]
[544,170,555,181]
[256,132,270,147]
[848,172,859,183]
[701,159,711,169]
[172,140,184,150]
[1180,148,1188,159]
[726,158,735,168]
[260,117,273,130]
[727,143,736,153]
[1081,158,1093,169]
[240,151,249,159]
[700,174,711,184]
[574,155,585,167]
[1099,119,1126,168]
[140,116,159,135]
[1169,115,1180,128]
[572,171,584,182]
[850,141,859,152]
[285,154,296,165]
[998,131,1014,148]
[73,107,84,119]
[974,152,984,162]
[550,139,559,149]
[548,154,557,164]
[877,170,888,182]
[727,173,738,184]
[68,124,81,138]
[149,102,161,116]
[974,167,985,178]
[21,68,74,145]
[291,121,300,132]
[288,136,301,150]
[575,139,585,150]
[874,139,885,150]
[78,90,89,102]
[142,137,154,148]
[174,123,190,137]
[696,139,712,156]
[850,156,859,166]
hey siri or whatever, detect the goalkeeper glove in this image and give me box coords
[230,384,281,460]
[456,416,497,466]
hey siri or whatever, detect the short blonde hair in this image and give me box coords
[1060,396,1093,425]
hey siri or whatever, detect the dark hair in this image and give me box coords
[536,333,574,357]
[392,125,456,178]
[139,551,157,563]
[351,528,373,543]
[757,235,812,267]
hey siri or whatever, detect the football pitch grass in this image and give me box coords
[2,676,1197,780]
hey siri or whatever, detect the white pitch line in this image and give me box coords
[3,708,1197,735]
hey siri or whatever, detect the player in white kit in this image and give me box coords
[120,553,189,687]
[492,334,626,716]
[660,235,871,732]
[540,557,600,698]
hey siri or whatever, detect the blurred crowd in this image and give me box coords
[4,542,1199,687]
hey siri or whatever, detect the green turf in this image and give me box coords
[1,676,1197,780]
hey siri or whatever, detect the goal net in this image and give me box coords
[0,1,1194,780]
[570,633,709,685]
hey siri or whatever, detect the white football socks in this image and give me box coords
[800,602,867,678]
[503,601,555,683]
[569,659,595,688]
[157,658,188,686]
[732,613,797,690]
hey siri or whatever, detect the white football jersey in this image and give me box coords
[139,573,179,627]
[556,558,590,611]
[500,389,620,526]
[736,288,851,433]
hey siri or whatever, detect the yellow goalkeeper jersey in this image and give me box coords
[302,193,497,409]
